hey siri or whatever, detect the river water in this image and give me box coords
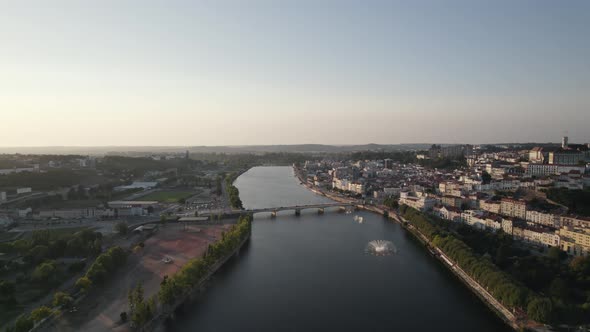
[169,166,511,331]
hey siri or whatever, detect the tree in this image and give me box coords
[75,276,92,292]
[31,261,59,287]
[549,278,569,301]
[14,314,34,332]
[128,283,156,327]
[52,291,73,308]
[30,306,53,322]
[527,297,553,323]
[26,245,50,264]
[115,221,128,236]
[0,279,16,304]
[570,256,590,274]
[481,171,492,185]
[547,247,561,262]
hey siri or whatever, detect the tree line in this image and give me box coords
[225,172,243,209]
[399,205,553,323]
[75,246,127,292]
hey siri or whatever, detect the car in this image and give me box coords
[162,257,173,264]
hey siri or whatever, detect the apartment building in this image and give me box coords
[559,227,590,256]
[500,198,527,219]
[525,210,558,227]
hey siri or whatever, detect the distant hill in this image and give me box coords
[0,144,433,155]
[2,142,565,156]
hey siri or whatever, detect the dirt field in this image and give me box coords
[45,223,230,332]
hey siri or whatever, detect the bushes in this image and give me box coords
[75,276,92,292]
[115,221,129,236]
[52,291,73,308]
[30,306,53,322]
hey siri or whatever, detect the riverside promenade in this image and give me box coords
[293,166,538,331]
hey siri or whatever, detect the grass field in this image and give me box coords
[136,190,194,203]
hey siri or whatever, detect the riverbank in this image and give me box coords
[293,166,537,331]
[148,230,251,331]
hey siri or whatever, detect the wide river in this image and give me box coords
[169,166,511,331]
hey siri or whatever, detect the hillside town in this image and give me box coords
[300,136,590,257]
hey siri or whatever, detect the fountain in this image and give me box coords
[365,240,397,256]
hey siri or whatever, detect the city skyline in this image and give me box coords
[1,0,589,146]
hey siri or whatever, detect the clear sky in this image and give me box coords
[1,0,589,146]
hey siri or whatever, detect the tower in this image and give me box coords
[562,136,568,149]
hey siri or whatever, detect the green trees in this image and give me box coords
[128,283,156,327]
[30,306,53,322]
[84,246,127,285]
[570,255,590,274]
[383,197,398,209]
[52,291,73,308]
[400,205,445,240]
[31,261,61,287]
[75,276,92,292]
[544,188,590,217]
[402,207,561,323]
[225,173,243,209]
[527,297,553,323]
[0,279,16,306]
[432,234,530,309]
[481,171,492,184]
[13,314,34,332]
[158,215,252,307]
[115,221,129,236]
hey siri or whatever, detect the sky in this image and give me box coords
[1,0,589,146]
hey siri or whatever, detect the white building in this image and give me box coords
[16,187,32,195]
[461,210,487,230]
[400,195,437,212]
[525,210,558,227]
[114,182,158,191]
[0,164,40,175]
[526,164,585,176]
[37,208,112,219]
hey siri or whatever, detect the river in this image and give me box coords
[168,166,511,331]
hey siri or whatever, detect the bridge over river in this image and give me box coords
[246,202,357,217]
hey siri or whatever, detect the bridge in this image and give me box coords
[246,203,357,217]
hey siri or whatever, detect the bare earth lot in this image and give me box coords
[45,223,230,332]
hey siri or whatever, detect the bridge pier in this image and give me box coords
[294,209,301,216]
[318,208,324,214]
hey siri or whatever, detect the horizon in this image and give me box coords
[1,1,589,146]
